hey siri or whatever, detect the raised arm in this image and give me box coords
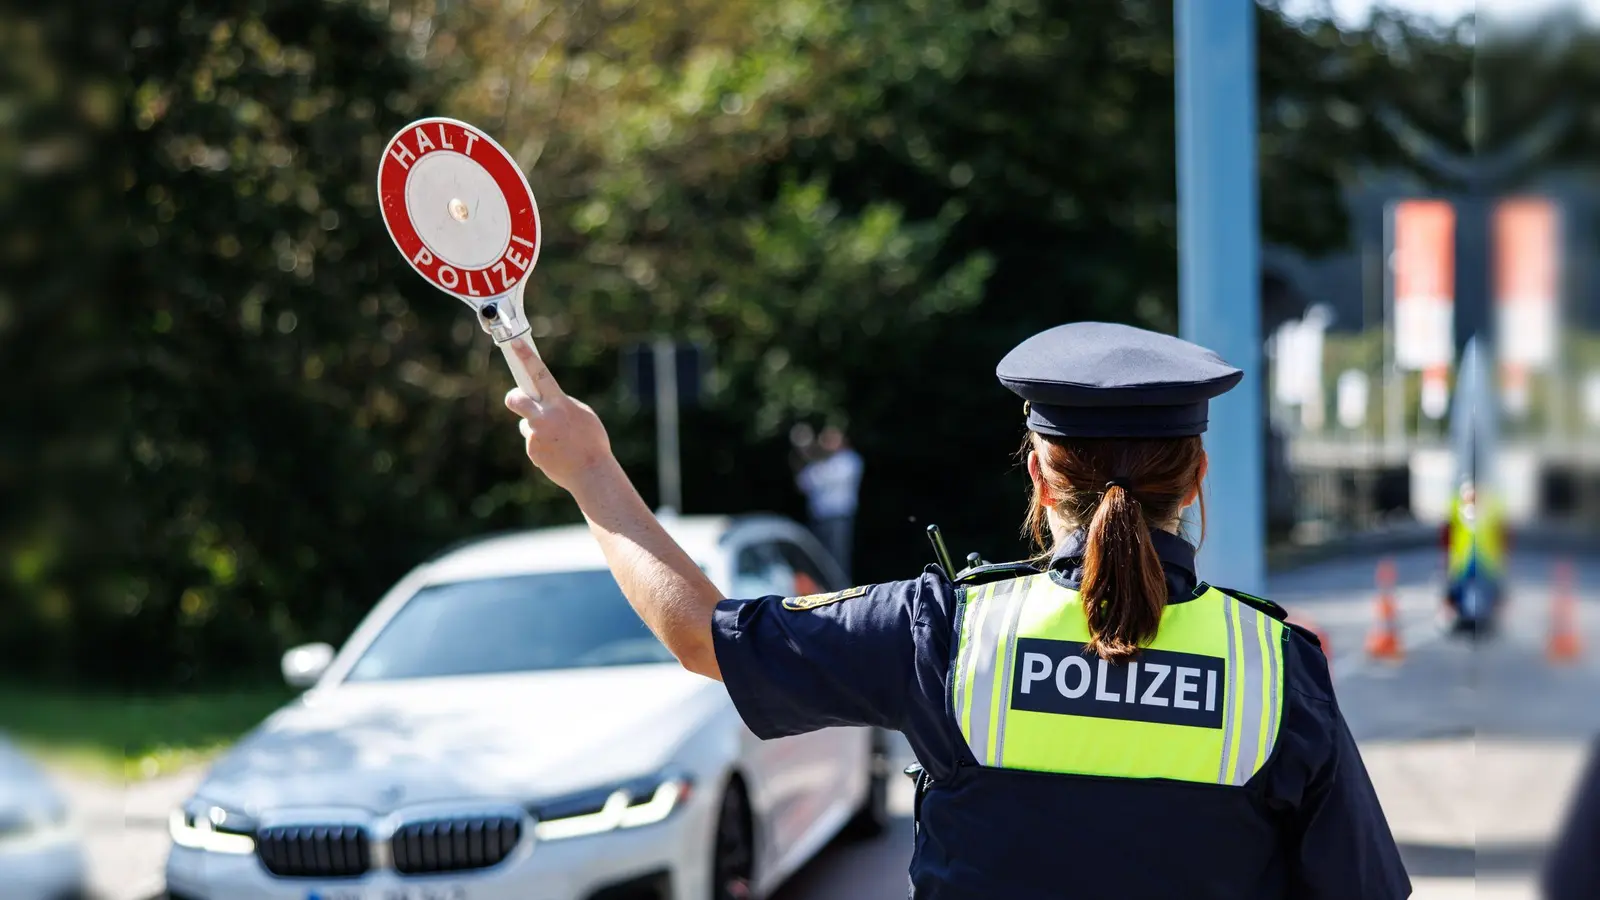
[505,379,933,739]
[505,378,725,681]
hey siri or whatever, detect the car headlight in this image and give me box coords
[528,772,693,841]
[169,799,257,855]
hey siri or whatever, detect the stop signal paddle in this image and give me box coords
[377,117,547,401]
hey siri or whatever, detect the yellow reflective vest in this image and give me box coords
[951,573,1287,786]
[1448,495,1505,579]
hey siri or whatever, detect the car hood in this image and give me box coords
[0,740,67,814]
[196,665,729,815]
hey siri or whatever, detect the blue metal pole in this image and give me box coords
[1176,0,1264,595]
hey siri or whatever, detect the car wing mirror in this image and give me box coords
[281,642,335,689]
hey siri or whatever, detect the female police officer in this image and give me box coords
[504,322,1411,899]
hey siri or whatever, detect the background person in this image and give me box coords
[794,425,863,581]
[1444,479,1507,635]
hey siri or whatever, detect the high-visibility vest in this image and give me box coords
[951,573,1287,786]
[1448,497,1505,578]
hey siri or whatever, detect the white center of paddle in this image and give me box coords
[404,151,511,271]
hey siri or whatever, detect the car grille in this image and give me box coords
[256,824,371,878]
[390,815,523,874]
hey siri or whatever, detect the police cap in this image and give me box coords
[996,322,1243,438]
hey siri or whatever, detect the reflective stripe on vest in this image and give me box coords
[950,573,1286,786]
[1449,499,1505,577]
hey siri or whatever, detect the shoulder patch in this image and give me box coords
[782,584,869,611]
[1214,585,1289,622]
[954,560,1042,586]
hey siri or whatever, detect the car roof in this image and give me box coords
[418,514,792,585]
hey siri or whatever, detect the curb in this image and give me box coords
[1267,523,1597,573]
[1267,525,1438,573]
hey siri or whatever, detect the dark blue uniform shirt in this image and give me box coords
[711,529,1411,899]
[1543,735,1600,899]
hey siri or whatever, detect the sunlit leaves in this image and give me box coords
[1,0,1505,687]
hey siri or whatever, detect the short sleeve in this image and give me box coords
[710,579,921,739]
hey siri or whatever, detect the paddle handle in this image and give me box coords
[497,331,544,403]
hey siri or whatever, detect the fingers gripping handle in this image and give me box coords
[498,331,545,404]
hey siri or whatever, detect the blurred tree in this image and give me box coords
[0,0,459,685]
[767,1,1472,575]
[0,0,1503,687]
[399,0,998,570]
[0,0,995,685]
[405,0,1458,581]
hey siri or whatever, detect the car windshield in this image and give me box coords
[344,570,676,681]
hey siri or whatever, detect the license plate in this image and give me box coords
[306,888,468,900]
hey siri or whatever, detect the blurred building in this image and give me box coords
[1263,169,1600,546]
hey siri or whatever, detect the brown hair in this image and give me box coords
[1023,434,1208,663]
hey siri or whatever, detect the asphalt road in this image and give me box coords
[55,541,1600,900]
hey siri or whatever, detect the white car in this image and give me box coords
[165,514,889,900]
[0,737,86,900]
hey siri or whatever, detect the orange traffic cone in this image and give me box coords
[1366,559,1403,661]
[1547,561,1582,664]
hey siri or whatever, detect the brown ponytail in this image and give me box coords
[1022,434,1208,663]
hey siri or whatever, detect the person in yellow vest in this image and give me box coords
[503,322,1410,899]
[1445,480,1507,635]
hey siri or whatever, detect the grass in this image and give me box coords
[0,685,297,781]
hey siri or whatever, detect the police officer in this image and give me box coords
[504,322,1412,899]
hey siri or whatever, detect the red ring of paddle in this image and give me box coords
[378,117,541,303]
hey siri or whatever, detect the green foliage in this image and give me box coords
[0,684,294,778]
[1,0,1483,688]
[2,0,452,685]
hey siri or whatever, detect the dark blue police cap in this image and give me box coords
[996,322,1243,438]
